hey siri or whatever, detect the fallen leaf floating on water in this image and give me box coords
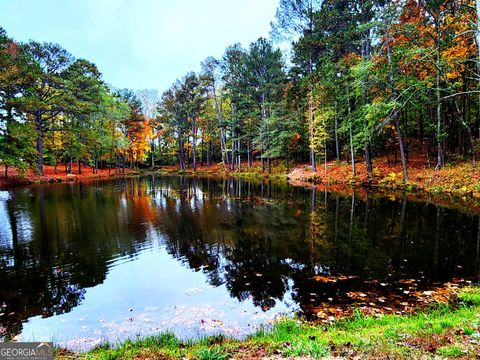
[307,278,468,323]
[212,319,224,327]
[312,275,359,283]
[185,287,203,296]
[398,278,418,284]
[346,292,368,299]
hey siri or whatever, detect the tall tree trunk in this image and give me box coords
[365,142,373,180]
[192,116,197,172]
[36,117,44,176]
[362,33,373,180]
[222,130,229,171]
[231,127,236,172]
[324,138,327,176]
[200,136,204,167]
[151,141,155,169]
[261,148,265,173]
[3,99,13,179]
[247,138,251,169]
[476,0,480,147]
[207,140,211,167]
[178,140,185,171]
[309,90,316,172]
[334,101,340,162]
[307,30,316,174]
[395,117,409,181]
[435,26,444,170]
[386,30,408,181]
[237,138,241,172]
[261,95,268,174]
[212,85,228,171]
[123,150,126,174]
[348,94,356,176]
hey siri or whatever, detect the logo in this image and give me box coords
[0,342,53,360]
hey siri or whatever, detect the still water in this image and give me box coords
[0,176,479,349]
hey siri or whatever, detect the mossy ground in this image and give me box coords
[58,287,480,359]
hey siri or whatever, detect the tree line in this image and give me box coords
[1,0,480,179]
[0,28,153,176]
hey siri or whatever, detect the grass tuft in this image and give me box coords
[458,285,480,305]
[193,345,229,360]
[437,345,464,357]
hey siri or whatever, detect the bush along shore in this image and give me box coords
[56,287,480,359]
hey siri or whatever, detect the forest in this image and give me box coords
[1,0,480,183]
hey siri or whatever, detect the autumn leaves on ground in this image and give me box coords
[287,155,480,199]
[0,164,136,188]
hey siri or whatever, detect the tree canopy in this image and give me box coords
[1,0,479,178]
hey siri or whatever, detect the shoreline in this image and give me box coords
[155,158,480,214]
[0,165,140,188]
[3,161,480,215]
[58,286,480,359]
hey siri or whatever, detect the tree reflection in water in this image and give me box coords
[0,176,479,339]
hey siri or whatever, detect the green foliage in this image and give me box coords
[193,346,229,360]
[1,0,480,176]
[0,121,36,174]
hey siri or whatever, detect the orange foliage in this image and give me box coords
[125,117,152,163]
[392,0,476,84]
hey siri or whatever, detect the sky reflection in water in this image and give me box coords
[0,176,479,349]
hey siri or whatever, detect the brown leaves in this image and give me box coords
[305,278,468,323]
[311,275,358,283]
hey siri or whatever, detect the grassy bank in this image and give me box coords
[61,287,480,359]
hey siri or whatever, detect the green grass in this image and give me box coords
[64,287,480,359]
[437,345,464,357]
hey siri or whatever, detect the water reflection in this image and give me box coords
[0,176,479,343]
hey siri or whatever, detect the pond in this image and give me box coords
[0,176,479,350]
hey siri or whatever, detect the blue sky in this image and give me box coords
[0,0,279,91]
